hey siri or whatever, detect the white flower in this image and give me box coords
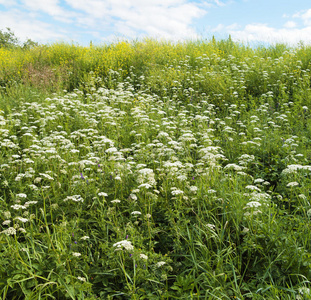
[2,220,11,226]
[207,189,216,194]
[245,185,261,192]
[24,201,38,207]
[11,204,27,210]
[131,211,141,215]
[171,188,184,195]
[242,227,249,233]
[77,276,86,282]
[16,193,27,198]
[176,173,188,181]
[34,177,42,183]
[3,211,11,219]
[129,193,137,200]
[224,164,246,171]
[140,254,148,260]
[287,182,299,187]
[156,261,166,267]
[80,236,90,240]
[64,195,84,202]
[39,173,54,180]
[206,224,216,230]
[72,252,81,257]
[111,199,121,203]
[1,227,16,235]
[138,183,152,189]
[15,217,28,223]
[106,147,118,153]
[98,192,108,197]
[113,240,134,251]
[189,186,198,194]
[244,201,261,208]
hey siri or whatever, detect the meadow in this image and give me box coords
[0,38,311,299]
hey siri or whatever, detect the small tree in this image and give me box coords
[0,27,38,49]
[0,27,19,48]
[22,38,38,49]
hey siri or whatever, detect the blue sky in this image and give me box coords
[0,0,311,45]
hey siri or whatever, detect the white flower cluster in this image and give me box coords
[286,181,299,187]
[113,240,134,251]
[1,227,16,235]
[282,164,311,175]
[140,254,148,260]
[137,168,156,186]
[63,195,84,202]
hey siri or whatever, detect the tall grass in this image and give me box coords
[0,38,311,299]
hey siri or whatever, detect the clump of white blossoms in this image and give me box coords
[77,276,86,282]
[111,199,121,203]
[224,163,246,171]
[286,181,299,187]
[206,224,216,230]
[11,204,27,210]
[72,252,81,257]
[245,185,261,192]
[39,173,54,180]
[171,187,184,196]
[138,183,153,189]
[282,164,311,175]
[156,261,166,267]
[24,201,38,207]
[98,192,108,197]
[15,217,28,223]
[1,227,16,235]
[137,168,156,186]
[131,211,141,215]
[113,240,134,251]
[63,195,84,202]
[189,186,198,194]
[16,193,27,199]
[244,201,261,208]
[140,254,148,260]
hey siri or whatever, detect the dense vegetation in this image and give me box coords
[0,33,311,299]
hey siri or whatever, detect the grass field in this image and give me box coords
[0,38,311,299]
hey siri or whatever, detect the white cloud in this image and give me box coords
[284,21,297,29]
[0,0,18,6]
[226,23,311,45]
[0,0,208,42]
[0,9,68,42]
[63,0,206,40]
[21,0,62,15]
[20,0,79,23]
[294,8,311,26]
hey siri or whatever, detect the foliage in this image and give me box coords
[0,36,311,299]
[0,28,38,49]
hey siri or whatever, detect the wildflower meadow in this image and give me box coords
[0,37,311,299]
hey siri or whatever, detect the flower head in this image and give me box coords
[113,240,134,251]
